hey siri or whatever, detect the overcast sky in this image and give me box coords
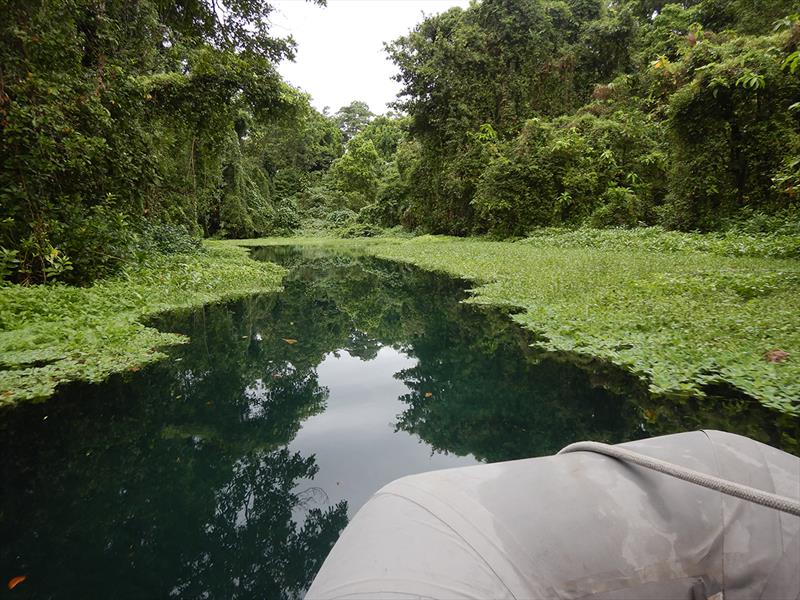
[269,0,470,115]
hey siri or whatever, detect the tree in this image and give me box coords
[384,0,586,233]
[357,114,407,161]
[0,0,319,282]
[382,0,800,236]
[334,100,374,142]
[330,137,383,210]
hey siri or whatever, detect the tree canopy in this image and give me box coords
[0,0,322,283]
[334,100,374,142]
[379,0,800,235]
[1,0,799,284]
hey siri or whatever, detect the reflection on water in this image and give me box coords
[289,347,476,517]
[0,246,794,599]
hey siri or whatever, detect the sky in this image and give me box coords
[269,0,470,115]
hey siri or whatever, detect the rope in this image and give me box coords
[557,440,800,517]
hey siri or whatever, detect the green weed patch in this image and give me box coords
[0,246,285,404]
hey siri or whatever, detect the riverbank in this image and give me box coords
[2,229,798,417]
[0,246,285,404]
[225,230,800,416]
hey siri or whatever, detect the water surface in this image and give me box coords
[0,246,793,599]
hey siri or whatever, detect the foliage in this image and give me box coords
[521,225,800,259]
[378,0,800,236]
[135,220,203,257]
[590,185,644,228]
[0,0,318,283]
[662,32,800,230]
[0,245,285,403]
[383,0,596,233]
[473,109,667,235]
[356,114,406,160]
[329,137,384,210]
[6,0,798,264]
[334,100,374,142]
[255,90,344,207]
[337,223,385,238]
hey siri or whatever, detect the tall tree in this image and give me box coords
[334,100,374,142]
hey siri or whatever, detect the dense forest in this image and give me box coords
[2,0,799,285]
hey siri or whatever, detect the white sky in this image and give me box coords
[269,0,470,115]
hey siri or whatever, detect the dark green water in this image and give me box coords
[0,246,794,599]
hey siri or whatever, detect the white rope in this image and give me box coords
[557,440,800,517]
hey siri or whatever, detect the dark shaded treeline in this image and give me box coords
[0,0,345,283]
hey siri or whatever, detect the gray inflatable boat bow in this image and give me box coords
[306,430,800,600]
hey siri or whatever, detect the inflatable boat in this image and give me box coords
[307,430,800,600]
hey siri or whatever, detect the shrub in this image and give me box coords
[268,202,302,235]
[474,109,666,235]
[337,223,384,238]
[329,137,383,210]
[326,209,358,227]
[54,203,138,284]
[590,186,643,228]
[664,32,800,230]
[136,221,203,256]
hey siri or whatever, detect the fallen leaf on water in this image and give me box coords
[765,349,789,363]
[282,338,298,345]
[8,576,27,590]
[424,392,433,398]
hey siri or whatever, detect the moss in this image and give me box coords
[0,245,285,404]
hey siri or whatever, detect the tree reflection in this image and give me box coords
[172,449,347,600]
[0,291,347,598]
[254,247,794,459]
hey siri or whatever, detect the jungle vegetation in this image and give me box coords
[3,0,800,286]
[0,245,285,404]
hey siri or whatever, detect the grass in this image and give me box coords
[0,245,285,404]
[520,226,800,259]
[225,229,800,416]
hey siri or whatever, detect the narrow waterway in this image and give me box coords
[0,246,793,599]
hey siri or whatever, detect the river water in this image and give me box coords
[0,246,793,598]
